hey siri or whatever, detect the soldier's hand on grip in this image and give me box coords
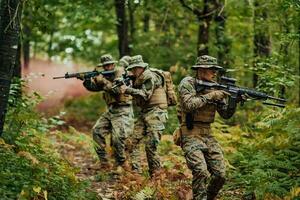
[119,85,128,94]
[205,90,230,101]
[76,74,85,80]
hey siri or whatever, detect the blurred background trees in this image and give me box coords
[17,0,299,101]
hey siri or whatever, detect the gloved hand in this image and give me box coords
[119,85,128,94]
[93,74,104,84]
[204,90,230,101]
[76,74,85,80]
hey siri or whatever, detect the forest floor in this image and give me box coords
[48,124,243,200]
[48,127,195,200]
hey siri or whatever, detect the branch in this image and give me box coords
[178,0,202,17]
[179,0,221,21]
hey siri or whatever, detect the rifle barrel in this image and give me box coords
[263,102,285,108]
[267,96,287,102]
[53,76,65,79]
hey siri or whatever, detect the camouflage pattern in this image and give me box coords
[192,55,223,70]
[125,69,165,109]
[125,65,168,175]
[93,105,134,166]
[180,125,226,200]
[119,55,131,68]
[83,65,134,167]
[97,54,117,67]
[129,107,167,175]
[126,55,149,70]
[178,72,236,199]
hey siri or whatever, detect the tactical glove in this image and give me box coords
[204,90,230,101]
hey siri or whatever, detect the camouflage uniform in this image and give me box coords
[178,55,237,200]
[125,55,168,176]
[83,54,134,167]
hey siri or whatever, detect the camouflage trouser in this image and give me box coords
[180,124,226,200]
[128,107,168,175]
[92,105,134,166]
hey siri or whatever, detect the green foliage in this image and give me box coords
[0,80,98,200]
[63,93,106,127]
[133,186,155,200]
[216,107,300,199]
[164,106,179,135]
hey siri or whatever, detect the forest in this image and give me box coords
[0,0,299,199]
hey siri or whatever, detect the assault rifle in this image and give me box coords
[53,70,115,80]
[196,76,286,108]
[112,73,134,89]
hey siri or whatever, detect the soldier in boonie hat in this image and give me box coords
[191,55,223,70]
[97,54,117,67]
[126,55,148,71]
[119,55,131,68]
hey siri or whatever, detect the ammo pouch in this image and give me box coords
[185,112,194,130]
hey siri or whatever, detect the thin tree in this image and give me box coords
[179,0,220,56]
[143,0,150,32]
[115,0,130,57]
[253,0,271,87]
[214,0,231,69]
[23,24,30,68]
[0,0,22,136]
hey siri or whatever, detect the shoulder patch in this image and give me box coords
[144,79,153,90]
[179,76,195,93]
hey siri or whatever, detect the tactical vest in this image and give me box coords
[134,70,168,109]
[147,86,168,109]
[181,79,217,124]
[102,68,132,106]
[103,91,132,106]
[150,68,177,106]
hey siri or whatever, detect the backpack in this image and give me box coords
[150,68,178,106]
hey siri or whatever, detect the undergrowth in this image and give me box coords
[0,79,98,200]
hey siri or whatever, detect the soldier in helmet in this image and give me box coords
[178,55,238,200]
[119,55,168,176]
[83,54,134,172]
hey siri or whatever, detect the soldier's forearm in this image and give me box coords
[181,95,208,112]
[83,79,102,91]
[125,87,150,101]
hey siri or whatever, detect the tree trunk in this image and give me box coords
[128,0,136,43]
[47,30,54,60]
[114,0,130,57]
[143,0,150,32]
[279,12,290,98]
[0,0,22,136]
[253,0,271,87]
[197,0,210,56]
[13,41,21,78]
[179,0,216,56]
[23,24,30,69]
[214,1,231,69]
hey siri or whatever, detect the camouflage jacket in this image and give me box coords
[178,76,236,124]
[83,67,132,106]
[125,69,165,109]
